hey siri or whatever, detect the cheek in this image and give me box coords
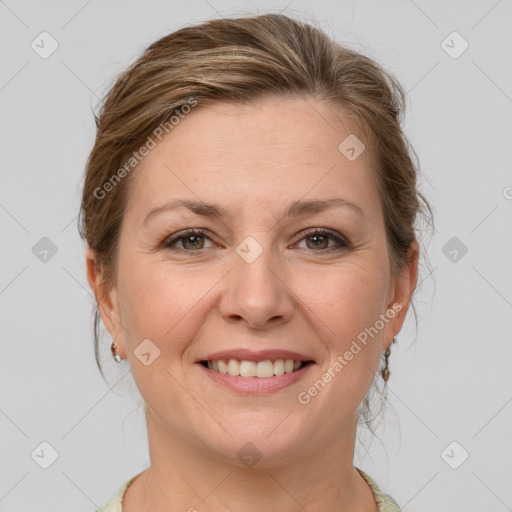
[298,261,388,348]
[116,265,200,407]
[117,260,217,355]
[298,262,388,406]
[299,269,386,410]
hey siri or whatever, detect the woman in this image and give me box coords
[80,13,432,512]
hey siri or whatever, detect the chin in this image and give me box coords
[195,417,310,468]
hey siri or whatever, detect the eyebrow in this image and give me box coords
[143,197,364,226]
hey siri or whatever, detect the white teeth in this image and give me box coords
[273,359,284,376]
[256,360,274,378]
[206,358,306,378]
[239,360,256,377]
[227,359,239,376]
[284,360,294,373]
[218,360,228,374]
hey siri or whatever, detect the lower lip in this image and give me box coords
[196,362,314,394]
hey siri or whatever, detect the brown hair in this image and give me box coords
[78,13,434,438]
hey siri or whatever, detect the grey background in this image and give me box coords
[1,0,511,510]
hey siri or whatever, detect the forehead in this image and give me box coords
[125,96,381,221]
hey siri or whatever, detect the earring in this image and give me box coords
[381,337,396,382]
[111,340,122,363]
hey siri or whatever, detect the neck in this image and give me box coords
[123,407,378,512]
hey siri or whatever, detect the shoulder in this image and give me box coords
[356,467,402,512]
[94,474,140,512]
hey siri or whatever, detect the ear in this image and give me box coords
[384,240,419,348]
[85,247,126,358]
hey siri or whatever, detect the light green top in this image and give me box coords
[95,467,401,511]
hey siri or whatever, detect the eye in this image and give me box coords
[162,228,350,253]
[162,229,214,251]
[295,228,350,252]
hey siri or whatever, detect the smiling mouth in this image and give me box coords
[199,359,315,378]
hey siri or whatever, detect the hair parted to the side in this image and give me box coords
[78,13,434,441]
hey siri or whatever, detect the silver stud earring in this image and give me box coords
[111,341,122,363]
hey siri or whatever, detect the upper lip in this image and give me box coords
[198,349,315,363]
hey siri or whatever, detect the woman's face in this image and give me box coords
[88,96,417,465]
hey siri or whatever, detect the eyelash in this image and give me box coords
[161,228,350,254]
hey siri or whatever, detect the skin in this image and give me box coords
[86,95,418,512]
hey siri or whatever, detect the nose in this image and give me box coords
[218,244,295,331]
